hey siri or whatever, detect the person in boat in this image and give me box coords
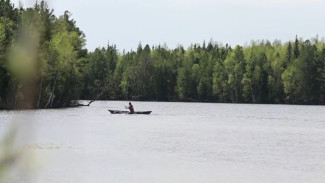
[128,102,134,114]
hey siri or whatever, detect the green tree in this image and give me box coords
[224,46,245,102]
[0,0,18,22]
[294,35,300,59]
[282,39,319,104]
[0,0,17,108]
[42,10,86,108]
[81,44,118,100]
[318,46,325,103]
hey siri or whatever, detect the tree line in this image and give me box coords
[1,0,325,109]
[84,38,325,105]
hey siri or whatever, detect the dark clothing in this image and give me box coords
[129,104,134,114]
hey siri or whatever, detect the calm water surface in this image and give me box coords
[1,101,325,183]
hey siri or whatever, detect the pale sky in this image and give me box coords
[12,0,325,52]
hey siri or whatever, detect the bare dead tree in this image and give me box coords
[72,91,104,107]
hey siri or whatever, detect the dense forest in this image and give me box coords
[0,0,325,109]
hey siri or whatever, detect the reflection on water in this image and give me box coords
[1,101,325,183]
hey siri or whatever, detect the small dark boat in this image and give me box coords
[108,109,152,114]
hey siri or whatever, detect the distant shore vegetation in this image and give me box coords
[1,0,325,109]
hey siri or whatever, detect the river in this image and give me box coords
[0,101,325,183]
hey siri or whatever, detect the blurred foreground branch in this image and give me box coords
[0,127,20,179]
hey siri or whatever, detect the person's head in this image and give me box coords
[129,102,131,105]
